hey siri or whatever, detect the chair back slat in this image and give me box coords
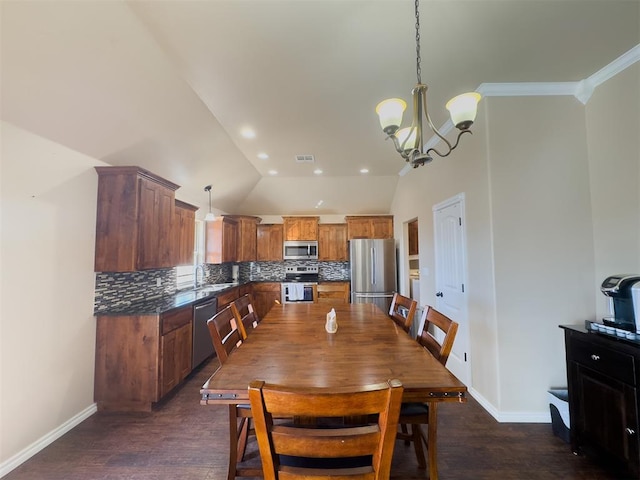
[207,305,243,364]
[249,379,403,480]
[231,294,260,340]
[388,293,417,333]
[416,306,459,366]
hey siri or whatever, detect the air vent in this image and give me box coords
[295,154,315,163]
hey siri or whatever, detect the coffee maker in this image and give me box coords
[601,274,640,332]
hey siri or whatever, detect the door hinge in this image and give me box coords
[464,352,467,362]
[459,217,462,226]
[461,283,465,293]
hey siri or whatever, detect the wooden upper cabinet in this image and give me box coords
[205,216,238,264]
[345,215,394,240]
[318,224,348,261]
[408,219,419,256]
[94,166,180,272]
[173,200,198,266]
[283,216,319,241]
[257,224,284,261]
[229,215,260,262]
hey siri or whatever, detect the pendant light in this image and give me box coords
[204,185,215,222]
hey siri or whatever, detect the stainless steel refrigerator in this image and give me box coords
[350,238,397,313]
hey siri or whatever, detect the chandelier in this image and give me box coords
[376,0,481,168]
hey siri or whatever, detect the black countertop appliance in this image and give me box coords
[601,274,640,332]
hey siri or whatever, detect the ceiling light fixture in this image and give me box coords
[204,185,215,222]
[375,0,481,169]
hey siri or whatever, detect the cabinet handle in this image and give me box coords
[626,428,636,436]
[590,354,600,361]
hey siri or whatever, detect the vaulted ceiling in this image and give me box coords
[2,0,638,216]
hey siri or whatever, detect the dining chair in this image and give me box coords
[397,306,459,470]
[207,306,261,479]
[248,379,404,480]
[388,292,418,334]
[231,293,260,340]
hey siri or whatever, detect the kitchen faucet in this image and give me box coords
[194,264,206,288]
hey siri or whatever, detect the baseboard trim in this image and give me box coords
[0,403,97,478]
[468,387,551,424]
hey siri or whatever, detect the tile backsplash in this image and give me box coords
[94,261,350,313]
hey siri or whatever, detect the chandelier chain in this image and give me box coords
[415,0,421,84]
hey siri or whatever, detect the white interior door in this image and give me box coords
[433,194,470,386]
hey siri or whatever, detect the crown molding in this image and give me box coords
[400,43,640,175]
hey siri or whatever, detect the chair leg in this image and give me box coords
[400,423,410,445]
[410,424,427,469]
[428,402,439,480]
[237,416,249,461]
[227,405,238,480]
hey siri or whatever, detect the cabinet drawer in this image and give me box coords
[162,306,192,335]
[571,338,636,385]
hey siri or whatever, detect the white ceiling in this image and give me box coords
[2,0,638,216]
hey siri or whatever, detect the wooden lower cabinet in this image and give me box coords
[563,325,640,477]
[216,287,240,311]
[95,305,193,412]
[252,282,282,319]
[317,282,350,304]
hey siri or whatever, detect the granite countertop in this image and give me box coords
[95,282,242,316]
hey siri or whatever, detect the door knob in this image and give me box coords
[626,427,636,436]
[436,292,443,297]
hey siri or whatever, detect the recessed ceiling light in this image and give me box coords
[313,169,323,175]
[268,170,278,175]
[257,152,269,160]
[360,168,369,174]
[240,127,256,139]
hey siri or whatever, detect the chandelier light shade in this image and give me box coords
[204,185,215,222]
[376,0,481,168]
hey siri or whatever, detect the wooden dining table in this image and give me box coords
[201,302,467,479]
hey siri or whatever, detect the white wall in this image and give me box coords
[390,63,640,420]
[586,63,640,317]
[0,122,102,474]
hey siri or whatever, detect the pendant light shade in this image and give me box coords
[446,92,482,130]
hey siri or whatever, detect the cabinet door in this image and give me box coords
[317,282,350,304]
[318,224,348,261]
[138,178,175,269]
[408,220,419,256]
[160,306,193,398]
[571,362,640,474]
[173,201,197,266]
[257,224,284,261]
[346,217,371,240]
[252,283,281,319]
[236,216,258,262]
[284,217,319,241]
[370,216,394,239]
[206,217,238,264]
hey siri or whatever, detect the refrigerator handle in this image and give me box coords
[371,247,376,285]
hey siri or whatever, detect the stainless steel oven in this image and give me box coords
[281,265,318,304]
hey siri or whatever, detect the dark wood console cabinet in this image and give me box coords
[562,325,640,477]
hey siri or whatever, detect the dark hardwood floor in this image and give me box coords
[4,357,625,479]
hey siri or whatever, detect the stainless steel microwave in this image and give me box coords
[283,240,318,260]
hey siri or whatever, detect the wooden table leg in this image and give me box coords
[428,402,438,480]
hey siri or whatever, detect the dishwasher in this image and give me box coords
[192,297,217,368]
